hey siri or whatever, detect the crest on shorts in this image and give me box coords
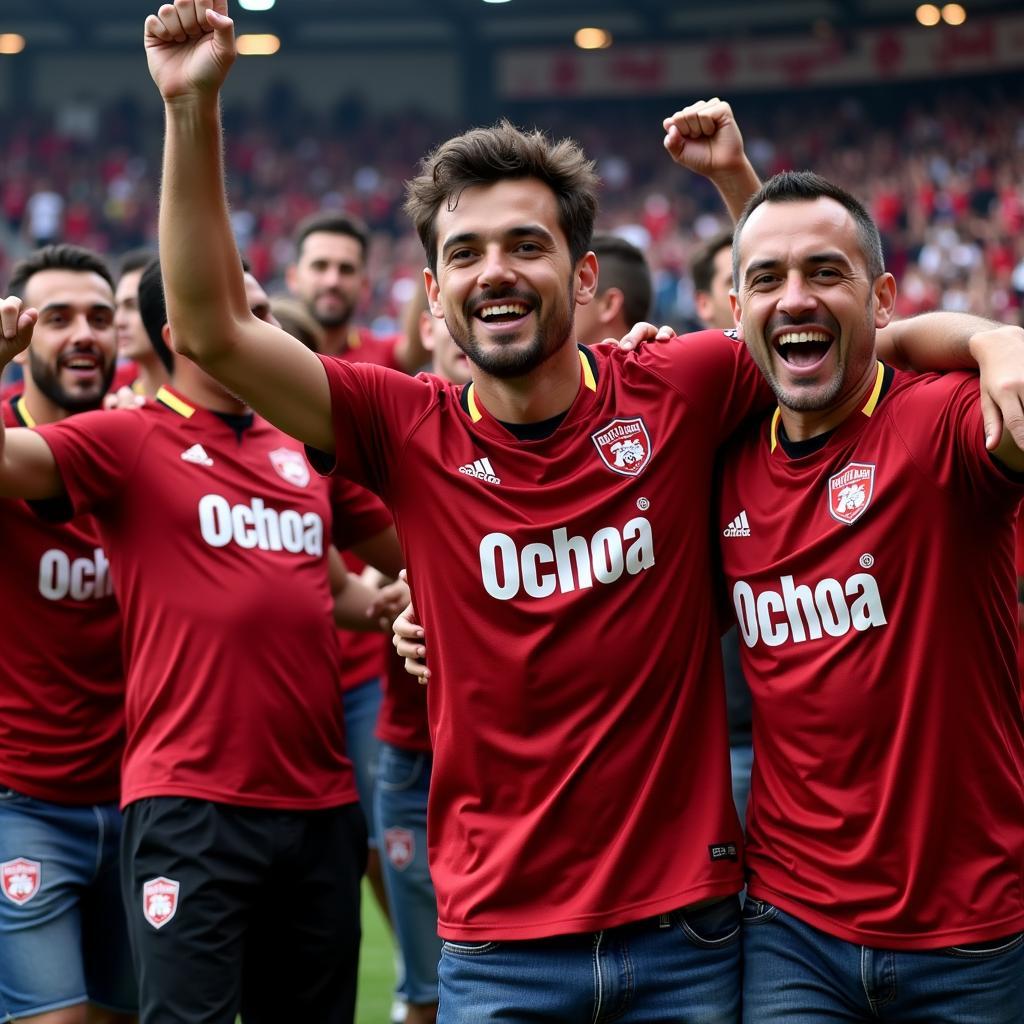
[1,858,40,905]
[828,462,875,525]
[268,447,311,488]
[142,876,180,930]
[384,828,415,871]
[591,417,652,477]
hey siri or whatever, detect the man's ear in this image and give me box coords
[573,251,599,307]
[424,268,445,319]
[873,272,897,329]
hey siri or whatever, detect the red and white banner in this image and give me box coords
[499,14,1024,99]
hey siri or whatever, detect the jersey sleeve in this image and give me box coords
[888,371,1024,507]
[642,330,773,444]
[329,475,393,550]
[306,354,440,500]
[34,408,146,518]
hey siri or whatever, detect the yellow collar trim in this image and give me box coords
[861,361,885,417]
[465,349,595,425]
[14,395,36,428]
[156,386,196,418]
[770,361,884,453]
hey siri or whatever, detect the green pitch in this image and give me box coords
[357,881,400,1024]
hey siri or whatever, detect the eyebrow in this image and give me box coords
[743,251,852,283]
[38,301,115,315]
[441,224,556,259]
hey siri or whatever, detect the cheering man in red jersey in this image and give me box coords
[142,5,1024,1020]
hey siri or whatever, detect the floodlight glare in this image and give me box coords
[575,27,612,49]
[236,33,281,55]
[915,4,941,25]
[942,3,967,24]
[239,0,276,10]
[0,33,26,54]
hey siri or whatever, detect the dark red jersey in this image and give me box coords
[718,365,1024,949]
[36,386,357,811]
[0,398,124,805]
[312,332,769,940]
[376,648,430,753]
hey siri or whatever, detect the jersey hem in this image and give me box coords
[750,883,1024,950]
[437,878,743,941]
[0,772,120,807]
[121,782,359,812]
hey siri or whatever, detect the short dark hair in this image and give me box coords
[690,230,733,295]
[117,248,156,280]
[293,211,369,263]
[404,119,599,274]
[591,233,652,326]
[136,257,175,373]
[733,171,884,287]
[7,244,114,298]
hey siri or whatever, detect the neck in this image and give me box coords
[169,371,248,416]
[470,339,582,424]
[135,356,170,399]
[320,322,354,357]
[779,359,880,442]
[20,381,82,425]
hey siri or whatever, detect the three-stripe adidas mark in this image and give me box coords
[459,457,501,485]
[723,510,750,537]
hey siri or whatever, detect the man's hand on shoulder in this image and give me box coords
[969,324,1024,470]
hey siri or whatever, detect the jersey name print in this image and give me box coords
[313,332,771,940]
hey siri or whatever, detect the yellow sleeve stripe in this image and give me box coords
[14,396,36,428]
[769,408,781,453]
[580,350,597,392]
[155,386,196,418]
[861,361,885,417]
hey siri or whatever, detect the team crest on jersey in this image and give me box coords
[591,417,652,477]
[828,462,875,525]
[1,858,40,905]
[142,876,180,929]
[268,448,310,488]
[384,828,415,871]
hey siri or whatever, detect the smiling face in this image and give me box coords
[20,268,117,413]
[424,178,594,380]
[287,231,366,330]
[732,196,895,414]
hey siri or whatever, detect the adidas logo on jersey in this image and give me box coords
[181,444,213,467]
[459,458,500,485]
[723,511,750,537]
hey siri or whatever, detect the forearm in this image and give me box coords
[160,96,249,363]
[876,312,1001,371]
[333,572,389,632]
[709,160,761,224]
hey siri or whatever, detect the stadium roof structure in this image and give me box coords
[7,0,1024,52]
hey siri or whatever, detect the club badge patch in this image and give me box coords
[591,417,652,477]
[828,462,875,525]
[1,858,40,905]
[142,876,180,930]
[269,448,311,488]
[384,828,415,871]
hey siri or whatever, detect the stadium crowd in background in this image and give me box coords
[1,1,1024,1022]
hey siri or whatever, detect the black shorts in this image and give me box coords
[121,796,367,1024]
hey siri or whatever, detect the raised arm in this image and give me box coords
[663,98,761,223]
[877,315,1024,452]
[145,0,335,453]
[0,297,65,500]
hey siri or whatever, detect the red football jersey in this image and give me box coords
[36,386,357,811]
[333,327,403,690]
[312,332,770,940]
[0,398,124,805]
[718,365,1024,949]
[328,475,394,692]
[376,647,430,753]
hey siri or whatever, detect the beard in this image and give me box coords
[445,285,574,380]
[28,348,115,414]
[311,291,355,330]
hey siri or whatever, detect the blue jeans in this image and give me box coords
[438,896,741,1023]
[342,675,383,847]
[375,742,441,1007]
[742,897,1024,1022]
[0,787,137,1019]
[729,743,753,830]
